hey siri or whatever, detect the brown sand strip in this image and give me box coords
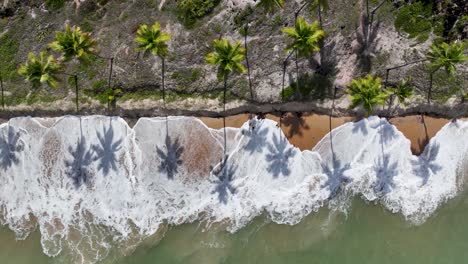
[200,113,452,155]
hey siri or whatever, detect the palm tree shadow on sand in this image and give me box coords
[211,156,238,204]
[321,157,352,199]
[411,142,442,186]
[91,124,123,176]
[156,135,185,179]
[0,127,24,170]
[65,136,95,188]
[282,113,310,138]
[373,154,398,195]
[265,133,296,178]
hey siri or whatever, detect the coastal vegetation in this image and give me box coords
[1,0,463,117]
[206,38,246,155]
[134,22,171,111]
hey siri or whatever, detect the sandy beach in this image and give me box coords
[200,113,452,155]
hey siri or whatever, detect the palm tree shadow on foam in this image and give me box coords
[243,122,269,154]
[321,156,352,199]
[411,142,442,186]
[156,135,185,180]
[0,126,24,170]
[91,124,123,176]
[65,136,95,188]
[265,133,296,178]
[373,154,398,195]
[211,156,238,204]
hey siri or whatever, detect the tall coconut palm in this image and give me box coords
[206,38,246,157]
[49,24,96,111]
[282,17,325,98]
[18,51,62,89]
[135,22,171,114]
[256,0,284,13]
[348,74,388,116]
[426,41,467,104]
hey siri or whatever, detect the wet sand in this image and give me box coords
[200,113,452,155]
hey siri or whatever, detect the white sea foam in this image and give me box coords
[0,115,466,263]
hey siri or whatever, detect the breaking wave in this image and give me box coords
[0,115,466,263]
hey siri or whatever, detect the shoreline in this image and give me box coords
[200,113,453,155]
[0,100,467,121]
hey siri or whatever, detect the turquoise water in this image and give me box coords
[116,194,468,264]
[2,193,468,264]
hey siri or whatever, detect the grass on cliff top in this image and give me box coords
[0,32,19,81]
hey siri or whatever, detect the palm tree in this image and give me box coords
[18,51,62,89]
[205,38,246,156]
[347,74,388,116]
[49,24,96,62]
[282,16,325,98]
[426,41,467,104]
[134,22,171,112]
[256,0,284,13]
[387,78,414,112]
[49,24,96,111]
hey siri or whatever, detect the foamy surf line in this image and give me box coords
[0,115,466,263]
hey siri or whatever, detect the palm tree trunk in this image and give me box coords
[223,76,228,158]
[318,6,323,29]
[0,74,4,109]
[161,57,166,108]
[329,86,337,161]
[161,57,169,135]
[295,49,301,99]
[427,72,433,104]
[74,75,79,112]
[244,26,253,101]
[107,57,114,109]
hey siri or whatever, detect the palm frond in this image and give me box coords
[282,17,325,57]
[18,51,62,88]
[427,41,467,75]
[347,74,387,115]
[49,24,96,62]
[205,38,246,80]
[134,22,171,58]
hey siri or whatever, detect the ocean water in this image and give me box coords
[0,115,467,263]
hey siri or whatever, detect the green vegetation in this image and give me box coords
[426,41,467,103]
[0,33,19,80]
[234,5,254,28]
[282,17,325,98]
[135,22,172,109]
[18,51,62,89]
[45,0,65,10]
[49,25,96,62]
[387,78,414,111]
[256,0,284,14]
[394,1,442,43]
[206,38,246,155]
[171,68,203,90]
[348,74,388,115]
[176,0,221,28]
[282,73,333,101]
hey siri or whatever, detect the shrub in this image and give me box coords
[45,0,65,10]
[176,0,221,28]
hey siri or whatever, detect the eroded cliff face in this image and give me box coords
[0,0,466,115]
